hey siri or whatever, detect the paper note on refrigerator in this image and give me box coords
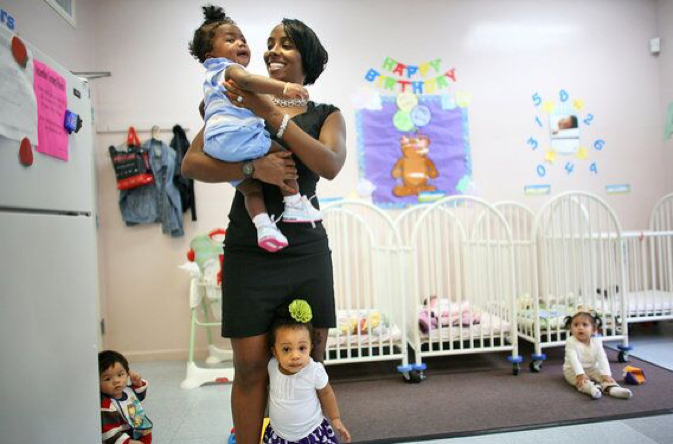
[0,32,38,143]
[33,59,68,160]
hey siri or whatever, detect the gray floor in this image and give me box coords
[133,322,673,444]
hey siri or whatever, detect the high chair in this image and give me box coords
[180,229,234,389]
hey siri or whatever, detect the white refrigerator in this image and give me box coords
[0,27,101,443]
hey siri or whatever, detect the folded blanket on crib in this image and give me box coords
[517,303,574,330]
[418,297,481,334]
[422,312,510,342]
[518,293,577,311]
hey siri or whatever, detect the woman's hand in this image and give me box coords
[252,151,298,194]
[225,79,275,120]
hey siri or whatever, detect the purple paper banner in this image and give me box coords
[357,95,472,208]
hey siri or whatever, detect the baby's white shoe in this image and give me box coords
[606,386,633,399]
[253,214,288,253]
[579,381,602,399]
[283,195,322,224]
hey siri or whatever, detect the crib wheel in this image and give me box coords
[618,351,629,363]
[530,360,543,373]
[402,369,425,383]
[512,363,521,376]
[409,370,425,384]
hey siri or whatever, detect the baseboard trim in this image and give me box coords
[122,347,228,362]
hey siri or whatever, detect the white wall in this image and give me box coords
[657,0,673,191]
[7,0,670,360]
[0,0,97,71]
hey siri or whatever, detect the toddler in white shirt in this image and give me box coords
[264,299,351,443]
[563,311,632,400]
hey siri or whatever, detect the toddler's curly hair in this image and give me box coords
[189,5,235,63]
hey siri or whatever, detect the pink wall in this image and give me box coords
[657,0,673,191]
[6,0,671,360]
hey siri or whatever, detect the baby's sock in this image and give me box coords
[283,194,301,206]
[253,213,272,229]
[605,386,633,399]
[578,381,602,399]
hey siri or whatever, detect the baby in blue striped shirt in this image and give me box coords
[190,5,321,252]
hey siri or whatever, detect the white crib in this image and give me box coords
[396,196,522,379]
[523,192,630,372]
[321,200,409,373]
[494,202,536,307]
[622,192,673,322]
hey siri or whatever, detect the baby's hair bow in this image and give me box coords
[289,299,313,323]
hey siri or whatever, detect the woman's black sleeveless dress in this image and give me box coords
[221,102,339,337]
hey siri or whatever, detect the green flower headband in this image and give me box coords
[289,299,313,323]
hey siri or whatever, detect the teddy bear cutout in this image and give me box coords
[391,134,439,197]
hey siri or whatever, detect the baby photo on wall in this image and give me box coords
[550,112,580,156]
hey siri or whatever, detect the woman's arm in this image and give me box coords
[224,82,347,180]
[181,126,298,193]
[226,65,307,99]
[272,109,347,180]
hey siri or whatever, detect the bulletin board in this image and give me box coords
[354,57,473,208]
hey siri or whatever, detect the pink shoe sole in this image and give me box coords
[283,217,322,224]
[258,237,288,252]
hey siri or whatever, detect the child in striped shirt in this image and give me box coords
[99,350,152,444]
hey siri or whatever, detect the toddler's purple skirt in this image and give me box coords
[263,418,339,444]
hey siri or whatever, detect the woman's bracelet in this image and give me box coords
[276,113,291,139]
[282,82,289,96]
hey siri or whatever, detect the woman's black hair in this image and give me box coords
[189,5,235,63]
[563,311,602,331]
[98,350,129,376]
[281,18,328,86]
[268,303,316,348]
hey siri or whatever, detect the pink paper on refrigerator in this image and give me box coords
[33,59,68,160]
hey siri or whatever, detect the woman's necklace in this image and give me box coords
[272,97,308,108]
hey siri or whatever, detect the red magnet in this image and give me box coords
[19,138,33,166]
[11,37,28,68]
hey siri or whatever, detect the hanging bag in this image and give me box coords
[109,127,155,190]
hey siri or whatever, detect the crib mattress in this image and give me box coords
[624,290,673,315]
[420,312,511,343]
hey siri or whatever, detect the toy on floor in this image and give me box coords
[623,365,645,385]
